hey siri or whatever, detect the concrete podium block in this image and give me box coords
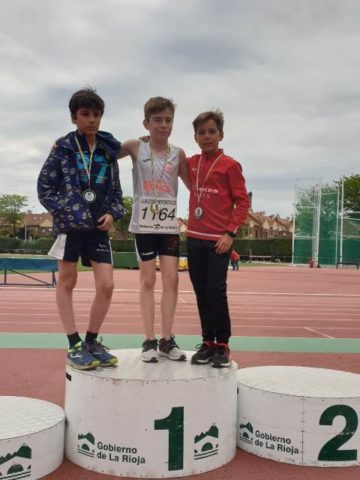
[0,396,65,479]
[237,366,360,467]
[65,349,237,477]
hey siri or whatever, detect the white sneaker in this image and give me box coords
[158,335,186,361]
[141,339,158,363]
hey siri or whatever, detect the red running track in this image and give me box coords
[1,266,360,338]
[1,265,360,480]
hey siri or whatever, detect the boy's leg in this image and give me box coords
[139,259,160,362]
[88,261,114,333]
[187,238,216,364]
[134,234,159,362]
[139,259,157,339]
[158,255,178,338]
[85,261,117,367]
[206,247,231,343]
[56,259,99,370]
[157,254,186,361]
[56,260,78,334]
[187,238,214,342]
[206,248,232,368]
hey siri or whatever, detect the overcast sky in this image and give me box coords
[1,0,359,219]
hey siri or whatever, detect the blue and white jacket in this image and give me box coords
[37,131,124,235]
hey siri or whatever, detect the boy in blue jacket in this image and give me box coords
[38,88,124,370]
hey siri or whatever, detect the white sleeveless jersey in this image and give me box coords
[129,140,180,234]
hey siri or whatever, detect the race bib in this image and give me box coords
[138,197,178,232]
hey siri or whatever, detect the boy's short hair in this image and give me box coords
[192,110,224,135]
[69,88,105,117]
[144,97,176,121]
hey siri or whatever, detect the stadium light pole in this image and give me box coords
[339,178,344,263]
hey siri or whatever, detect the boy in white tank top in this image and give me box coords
[118,97,189,362]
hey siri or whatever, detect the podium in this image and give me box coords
[0,396,65,479]
[65,349,237,477]
[237,366,360,467]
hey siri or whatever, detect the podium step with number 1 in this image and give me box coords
[65,349,238,478]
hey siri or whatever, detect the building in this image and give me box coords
[23,211,53,239]
[245,211,293,239]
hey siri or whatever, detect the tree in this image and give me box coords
[113,196,133,239]
[338,175,360,212]
[0,194,28,236]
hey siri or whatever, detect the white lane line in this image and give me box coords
[0,322,359,332]
[2,287,360,297]
[304,327,334,339]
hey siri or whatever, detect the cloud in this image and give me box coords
[1,0,359,219]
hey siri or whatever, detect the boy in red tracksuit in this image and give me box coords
[187,110,249,368]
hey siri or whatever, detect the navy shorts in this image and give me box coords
[135,233,180,262]
[49,230,112,267]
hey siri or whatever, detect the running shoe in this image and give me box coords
[159,335,186,361]
[191,341,216,365]
[212,343,231,368]
[87,338,118,367]
[66,342,100,370]
[141,339,159,363]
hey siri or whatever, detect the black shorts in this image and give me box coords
[49,230,112,267]
[135,233,180,262]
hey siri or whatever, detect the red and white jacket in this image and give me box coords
[187,149,249,241]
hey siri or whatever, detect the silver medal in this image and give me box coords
[194,206,203,219]
[83,189,96,203]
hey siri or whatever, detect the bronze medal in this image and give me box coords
[194,206,203,220]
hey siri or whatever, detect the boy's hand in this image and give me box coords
[96,214,113,232]
[215,234,233,254]
[139,135,150,142]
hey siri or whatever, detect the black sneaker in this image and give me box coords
[212,343,231,368]
[141,339,158,363]
[191,341,216,365]
[159,335,186,361]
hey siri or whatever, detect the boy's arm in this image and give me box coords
[117,139,140,162]
[215,161,249,254]
[37,144,65,215]
[178,149,190,190]
[226,161,249,233]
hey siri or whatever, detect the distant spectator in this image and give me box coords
[230,249,240,270]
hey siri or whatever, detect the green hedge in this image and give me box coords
[110,238,292,258]
[0,236,292,259]
[111,239,135,252]
[0,238,22,250]
[232,238,292,258]
[113,252,138,269]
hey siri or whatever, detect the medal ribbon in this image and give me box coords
[195,152,224,207]
[150,143,171,206]
[75,135,97,190]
